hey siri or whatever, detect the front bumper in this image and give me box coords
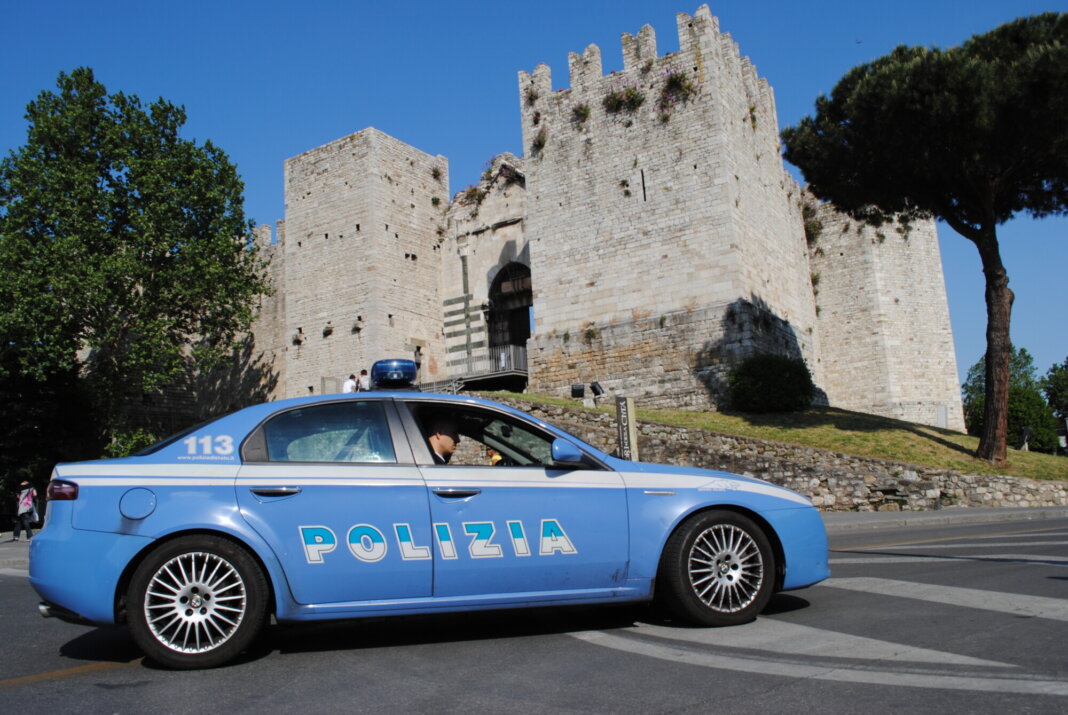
[769,505,830,590]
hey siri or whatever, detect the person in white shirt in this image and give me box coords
[342,374,357,393]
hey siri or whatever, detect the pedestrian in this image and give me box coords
[357,369,371,392]
[342,373,357,393]
[12,480,38,542]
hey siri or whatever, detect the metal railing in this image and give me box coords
[450,344,527,378]
[418,345,528,393]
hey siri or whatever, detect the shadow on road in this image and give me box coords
[60,627,141,663]
[53,595,813,669]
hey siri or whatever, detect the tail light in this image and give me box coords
[47,480,79,501]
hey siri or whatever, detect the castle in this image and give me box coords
[250,5,965,432]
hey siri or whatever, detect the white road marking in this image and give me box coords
[572,572,1068,693]
[822,577,1068,622]
[570,630,1068,696]
[627,620,1010,667]
[830,554,1068,566]
[0,568,29,577]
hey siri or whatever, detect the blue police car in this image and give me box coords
[31,369,829,669]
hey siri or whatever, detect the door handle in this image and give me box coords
[432,488,481,499]
[250,487,302,497]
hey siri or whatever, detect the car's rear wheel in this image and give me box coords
[657,510,775,626]
[127,535,268,669]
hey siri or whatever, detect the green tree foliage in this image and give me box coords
[962,348,1059,452]
[961,346,1041,405]
[1042,358,1068,422]
[0,68,269,440]
[0,349,101,496]
[728,353,815,413]
[781,14,1068,465]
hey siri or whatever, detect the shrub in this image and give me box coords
[729,354,815,413]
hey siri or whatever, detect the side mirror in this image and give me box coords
[551,438,590,468]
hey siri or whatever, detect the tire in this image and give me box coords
[656,510,775,627]
[127,535,268,669]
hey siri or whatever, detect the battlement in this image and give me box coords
[517,4,779,168]
[621,24,657,71]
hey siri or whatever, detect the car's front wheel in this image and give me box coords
[127,535,268,669]
[657,510,775,626]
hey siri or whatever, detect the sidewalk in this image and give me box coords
[0,535,32,570]
[2,506,1066,571]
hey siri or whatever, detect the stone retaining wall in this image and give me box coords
[492,397,1068,511]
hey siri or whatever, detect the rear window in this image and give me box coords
[262,401,396,463]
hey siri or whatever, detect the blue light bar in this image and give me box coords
[370,359,418,389]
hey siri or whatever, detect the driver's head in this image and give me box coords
[427,418,460,462]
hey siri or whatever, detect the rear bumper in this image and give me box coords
[30,522,153,626]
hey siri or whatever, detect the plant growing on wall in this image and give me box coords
[525,87,539,106]
[800,199,823,246]
[658,70,696,111]
[531,127,547,155]
[457,186,487,206]
[571,103,591,126]
[603,86,644,114]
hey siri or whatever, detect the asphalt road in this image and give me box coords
[2,510,1066,713]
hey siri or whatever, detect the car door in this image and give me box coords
[237,399,433,605]
[402,399,630,599]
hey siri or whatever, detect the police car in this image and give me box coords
[30,362,829,669]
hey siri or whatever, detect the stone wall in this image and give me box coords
[490,396,1068,511]
[810,202,965,431]
[528,299,815,408]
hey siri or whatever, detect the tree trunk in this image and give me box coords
[972,229,1013,464]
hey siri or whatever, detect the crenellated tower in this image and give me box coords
[519,5,819,406]
[275,128,450,396]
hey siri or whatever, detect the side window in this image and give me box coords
[414,403,556,467]
[263,401,396,463]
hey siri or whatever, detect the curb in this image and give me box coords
[822,506,1068,534]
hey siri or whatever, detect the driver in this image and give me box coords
[426,418,460,464]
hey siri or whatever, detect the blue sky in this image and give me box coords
[2,0,1065,385]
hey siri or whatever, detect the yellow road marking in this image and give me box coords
[834,524,1067,551]
[0,658,142,691]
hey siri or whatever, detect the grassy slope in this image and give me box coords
[486,392,1068,482]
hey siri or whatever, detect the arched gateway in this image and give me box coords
[487,262,532,350]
